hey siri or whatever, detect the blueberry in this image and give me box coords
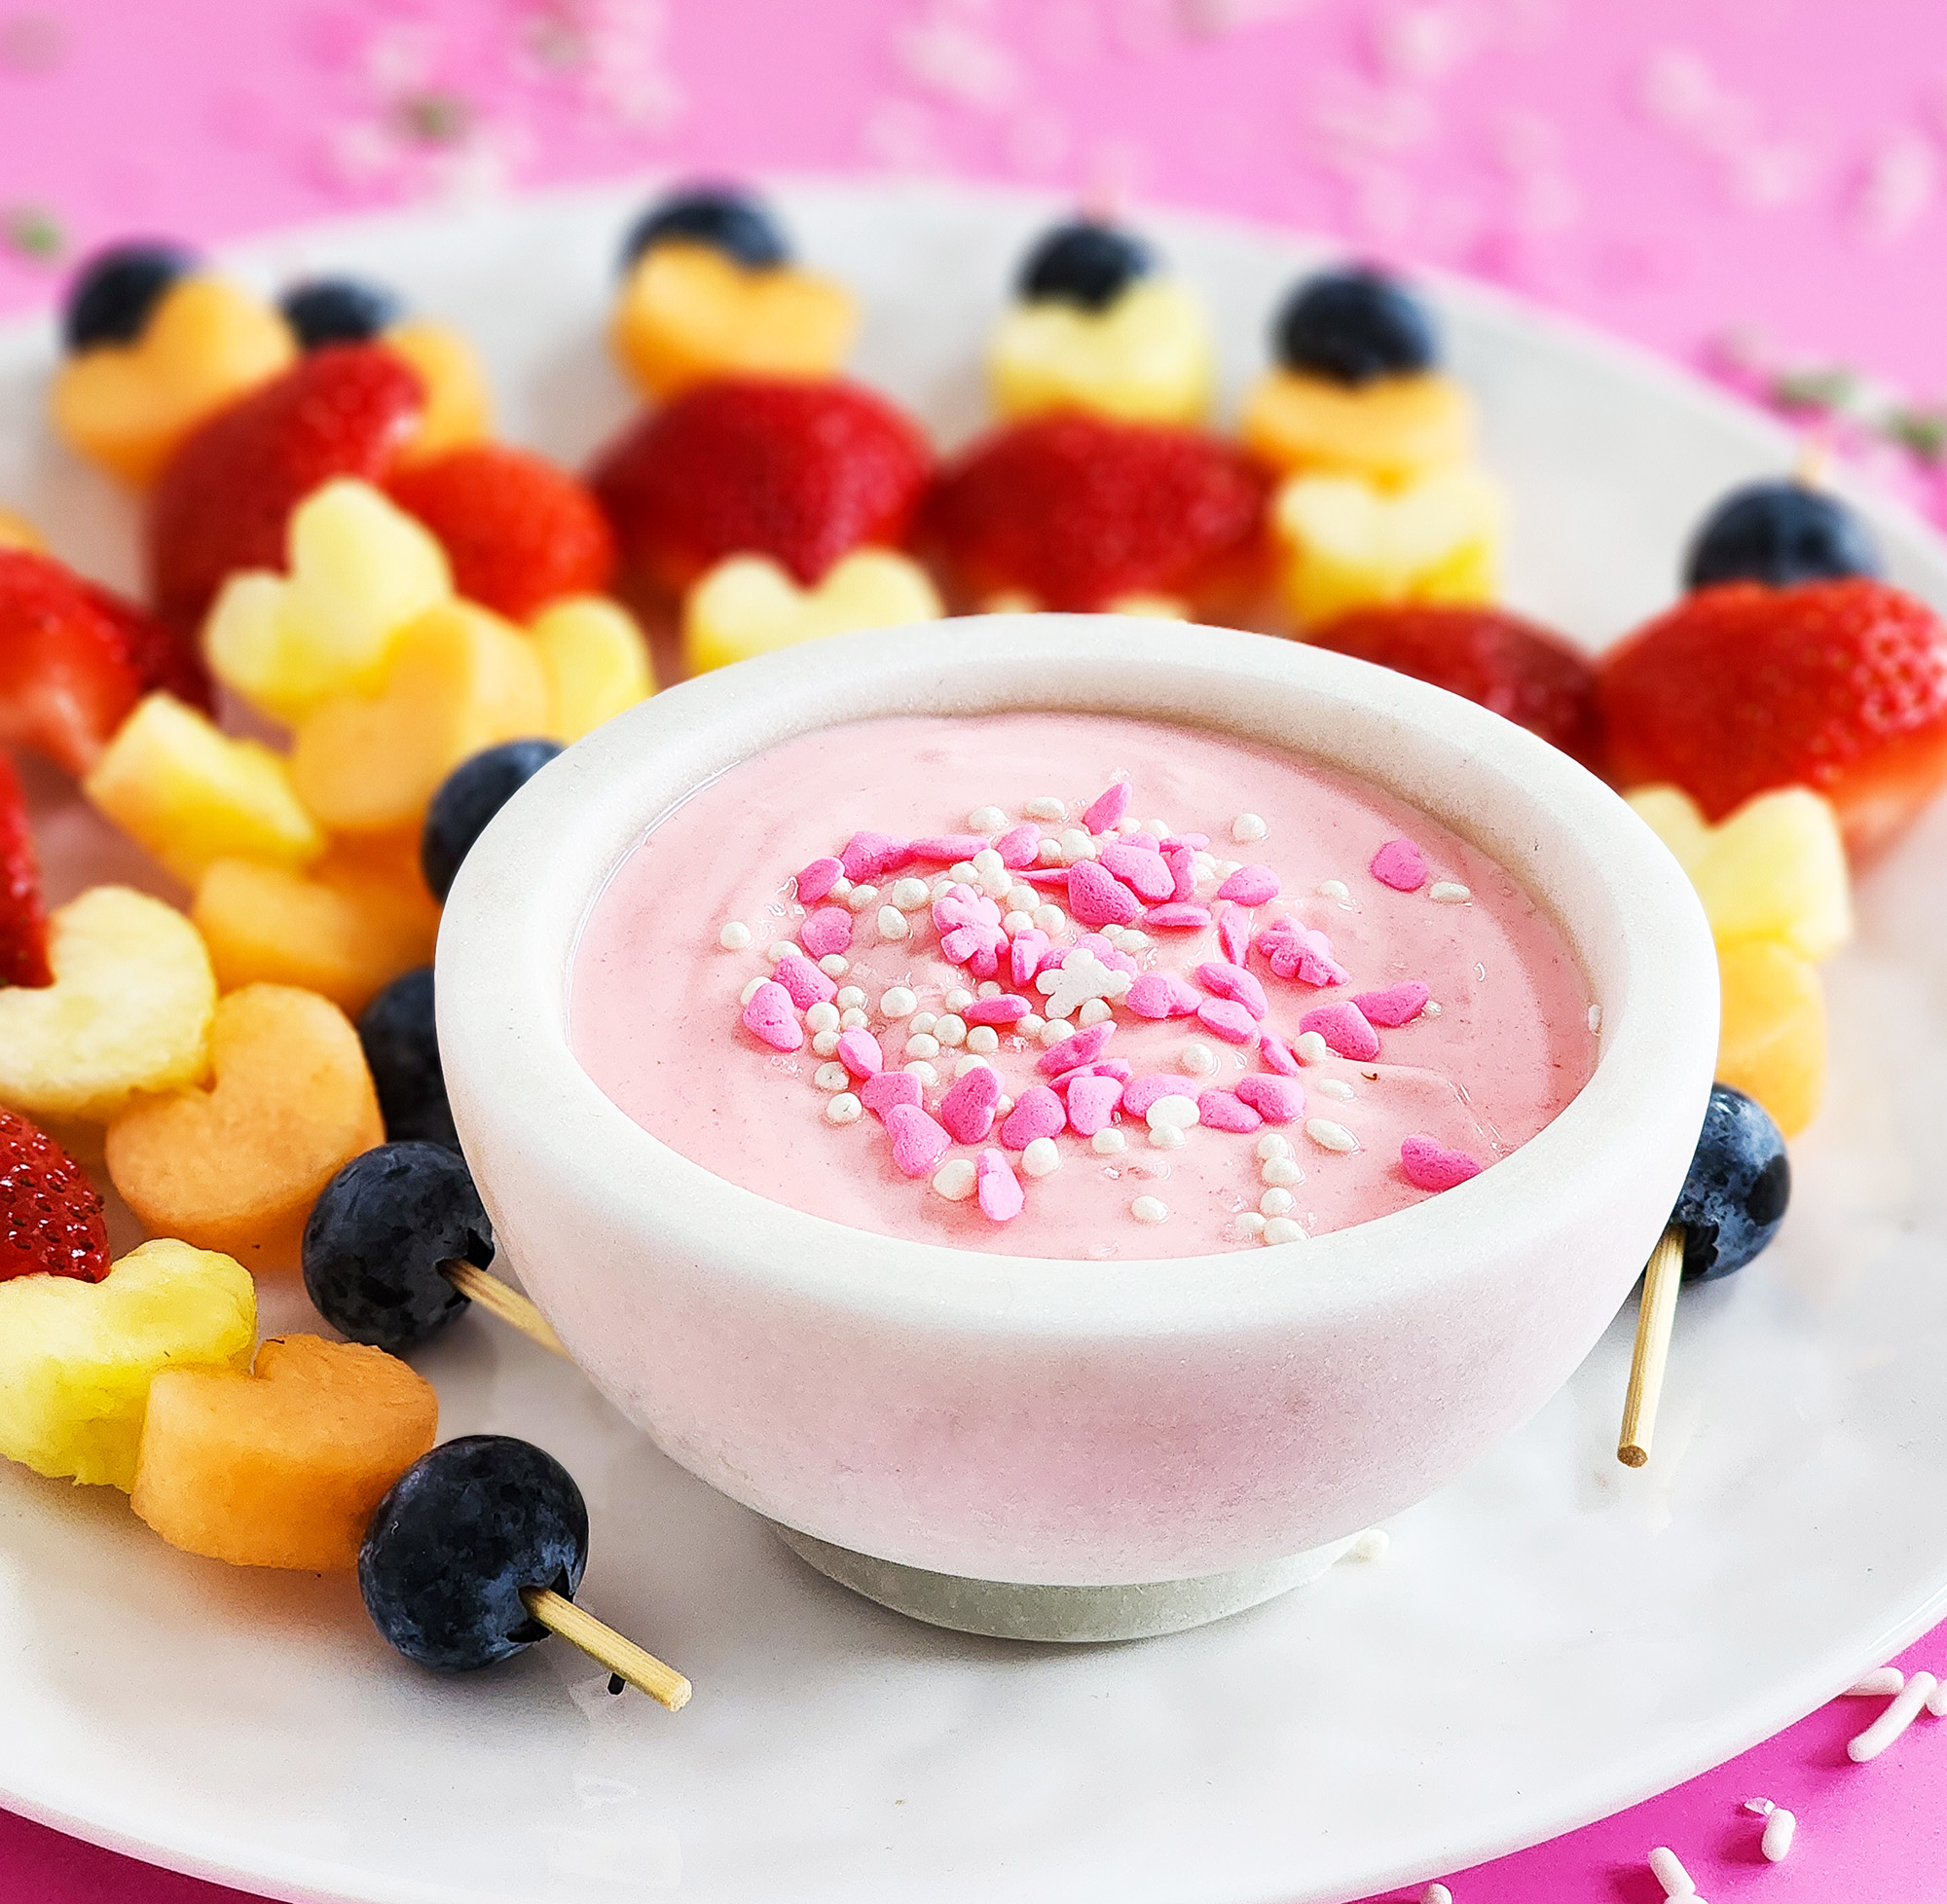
[1683,480,1883,592]
[619,186,789,273]
[421,739,563,903]
[62,240,197,352]
[1016,220,1155,312]
[302,1141,493,1352]
[278,275,405,349]
[1671,1083,1790,1283]
[1272,267,1437,385]
[357,968,457,1152]
[360,1436,589,1672]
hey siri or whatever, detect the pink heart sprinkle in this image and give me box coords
[976,1148,1024,1222]
[885,1103,952,1178]
[1162,844,1196,902]
[862,1071,921,1117]
[1371,837,1427,893]
[741,980,803,1052]
[1016,867,1071,887]
[1067,860,1143,928]
[964,994,1030,1026]
[1160,832,1209,851]
[1196,961,1268,1019]
[1037,1022,1114,1074]
[1146,902,1213,931]
[800,906,854,958]
[1236,1075,1303,1123]
[836,1028,883,1079]
[993,824,1042,869]
[1126,972,1201,1019]
[796,857,843,904]
[1010,930,1050,987]
[1259,1034,1300,1077]
[1120,1073,1184,1118]
[1196,1087,1262,1133]
[840,830,912,882]
[1217,865,1280,906]
[1098,841,1175,901]
[1354,980,1430,1028]
[1217,904,1250,965]
[1066,1073,1124,1136]
[772,953,836,1009]
[1196,998,1259,1044]
[1300,1000,1381,1062]
[1082,780,1131,833]
[939,1065,1002,1143]
[910,834,989,862]
[1400,1134,1483,1192]
[1000,1085,1065,1149]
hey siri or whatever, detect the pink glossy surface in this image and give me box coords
[570,713,1595,1259]
[3,1,1945,1897]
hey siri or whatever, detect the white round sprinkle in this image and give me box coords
[1349,1528,1389,1562]
[1317,1077,1355,1101]
[976,980,1002,998]
[838,1007,867,1030]
[1024,795,1066,822]
[845,883,879,913]
[1005,885,1038,916]
[1262,1217,1304,1245]
[1036,837,1065,866]
[766,940,796,964]
[944,987,974,1012]
[805,1002,840,1035]
[1317,878,1352,906]
[1295,1031,1331,1065]
[1147,1094,1201,1130]
[1119,930,1152,951]
[1179,1041,1219,1077]
[947,860,978,885]
[739,975,767,1007]
[815,1062,852,1092]
[1116,814,1144,834]
[909,1011,937,1035]
[1148,818,1172,839]
[1588,1003,1603,1033]
[1077,998,1112,1028]
[835,985,865,1009]
[825,1093,862,1126]
[1260,1188,1296,1218]
[1419,1886,1451,1904]
[888,877,931,911]
[811,1030,841,1057]
[1422,1000,1443,1016]
[1306,1117,1359,1153]
[827,875,852,899]
[878,905,909,941]
[1212,859,1241,881]
[1761,1807,1796,1862]
[1149,1123,1187,1151]
[1235,1212,1267,1238]
[819,954,849,977]
[1257,1132,1294,1161]
[933,1158,978,1200]
[904,1034,940,1060]
[968,805,1009,832]
[1090,1129,1126,1155]
[1040,1019,1077,1047]
[931,875,955,900]
[903,1060,938,1085]
[1231,812,1267,843]
[1018,1012,1046,1036]
[953,1054,991,1079]
[1020,1136,1061,1178]
[1261,1155,1304,1187]
[1057,827,1096,862]
[717,921,752,951]
[995,1095,1014,1117]
[1003,910,1035,934]
[972,846,1010,886]
[1647,1847,1693,1898]
[880,987,917,1019]
[1032,903,1066,934]
[935,1014,968,1046]
[1429,881,1472,903]
[1130,1194,1170,1225]
[966,1025,1000,1054]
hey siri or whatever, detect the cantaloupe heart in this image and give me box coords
[106,984,385,1275]
[0,1237,256,1489]
[131,1333,438,1570]
[1242,367,1474,486]
[682,549,942,674]
[1628,785,1853,963]
[385,319,493,463]
[989,278,1213,425]
[50,277,295,486]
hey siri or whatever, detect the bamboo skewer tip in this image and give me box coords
[439,1259,569,1359]
[520,1586,692,1712]
[1617,1224,1687,1470]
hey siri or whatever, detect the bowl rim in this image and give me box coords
[436,613,1719,1340]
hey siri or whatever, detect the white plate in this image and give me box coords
[3,176,1946,1904]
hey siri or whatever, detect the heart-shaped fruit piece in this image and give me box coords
[383,320,493,463]
[84,691,325,886]
[0,886,216,1125]
[106,984,384,1275]
[989,276,1213,427]
[132,1333,437,1569]
[289,599,549,834]
[530,596,654,742]
[682,549,942,674]
[204,478,454,723]
[0,1236,255,1488]
[1270,465,1503,628]
[1714,937,1825,1138]
[1242,369,1473,486]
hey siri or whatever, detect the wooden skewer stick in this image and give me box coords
[1618,1224,1686,1468]
[439,1259,569,1359]
[519,1587,692,1711]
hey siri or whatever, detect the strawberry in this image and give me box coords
[386,442,616,622]
[0,548,146,774]
[924,412,1268,612]
[1600,578,1947,860]
[1309,603,1604,770]
[0,751,52,989]
[590,377,933,594]
[79,577,213,713]
[147,343,424,638]
[0,1105,110,1284]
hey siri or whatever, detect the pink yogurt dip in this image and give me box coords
[569,713,1597,1261]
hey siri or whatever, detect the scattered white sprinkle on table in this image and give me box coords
[1130,1194,1169,1225]
[1929,1678,1947,1716]
[1231,811,1267,843]
[1421,1886,1451,1904]
[932,1158,977,1200]
[825,1093,862,1126]
[1022,1137,1060,1178]
[717,921,752,950]
[1647,1845,1693,1897]
[1762,1806,1796,1861]
[1429,881,1472,903]
[1849,1670,1937,1759]
[1349,1528,1389,1561]
[1844,1666,1905,1697]
[1262,1216,1304,1245]
[1306,1117,1358,1153]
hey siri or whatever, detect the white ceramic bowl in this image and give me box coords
[437,614,1717,1595]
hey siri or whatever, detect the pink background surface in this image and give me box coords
[3,1,1946,1898]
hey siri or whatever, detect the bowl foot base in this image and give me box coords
[769,1523,1358,1642]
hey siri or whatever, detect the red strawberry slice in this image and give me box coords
[386,442,616,622]
[0,547,147,775]
[924,413,1269,612]
[0,1105,110,1284]
[1600,577,1947,860]
[590,377,933,594]
[147,343,425,638]
[1310,603,1605,771]
[0,751,52,989]
[79,577,213,714]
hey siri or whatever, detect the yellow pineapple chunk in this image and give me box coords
[683,549,942,676]
[1716,938,1825,1138]
[531,595,655,742]
[386,319,494,464]
[988,279,1214,427]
